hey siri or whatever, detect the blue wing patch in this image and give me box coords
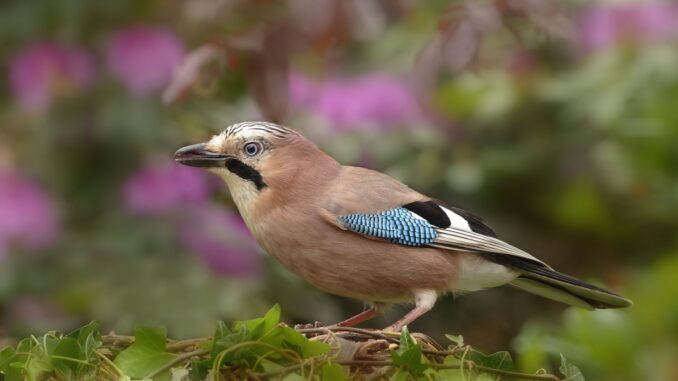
[337,207,437,246]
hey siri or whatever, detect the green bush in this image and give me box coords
[1,305,577,381]
[515,254,678,381]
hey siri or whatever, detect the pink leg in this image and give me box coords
[333,307,382,327]
[383,305,432,332]
[384,290,437,332]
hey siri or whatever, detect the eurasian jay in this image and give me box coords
[174,121,632,332]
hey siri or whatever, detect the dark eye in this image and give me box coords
[243,142,262,156]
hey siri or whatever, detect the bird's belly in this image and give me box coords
[255,226,462,302]
[453,253,519,292]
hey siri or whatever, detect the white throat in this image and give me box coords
[213,168,260,223]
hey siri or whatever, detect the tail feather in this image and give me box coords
[481,252,632,309]
[510,277,597,309]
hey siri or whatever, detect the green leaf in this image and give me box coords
[114,326,177,381]
[3,339,31,381]
[24,350,52,381]
[445,334,464,347]
[390,327,428,376]
[389,369,410,381]
[320,363,348,381]
[211,305,328,372]
[67,321,101,345]
[0,347,16,370]
[437,356,464,381]
[282,373,305,381]
[188,357,210,381]
[468,350,515,372]
[266,326,329,358]
[51,337,82,376]
[559,355,585,381]
[232,304,281,340]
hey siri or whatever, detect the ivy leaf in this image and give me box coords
[232,303,281,339]
[445,334,465,347]
[0,347,26,381]
[320,363,348,381]
[0,347,16,370]
[50,337,82,377]
[66,321,101,344]
[559,355,585,381]
[5,337,54,381]
[468,350,516,372]
[114,326,177,381]
[390,327,428,376]
[188,357,210,381]
[438,356,465,380]
[389,369,410,381]
[212,305,327,371]
[281,373,304,381]
[262,326,329,358]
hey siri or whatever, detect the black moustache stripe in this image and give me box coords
[226,159,267,191]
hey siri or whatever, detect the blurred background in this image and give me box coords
[0,0,677,379]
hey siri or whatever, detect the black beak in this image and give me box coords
[174,143,232,168]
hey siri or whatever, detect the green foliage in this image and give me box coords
[209,304,329,376]
[558,355,584,381]
[0,321,103,381]
[0,305,573,380]
[390,327,427,377]
[515,253,678,381]
[114,327,176,380]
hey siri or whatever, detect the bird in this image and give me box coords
[174,121,632,332]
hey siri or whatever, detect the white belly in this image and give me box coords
[453,254,519,292]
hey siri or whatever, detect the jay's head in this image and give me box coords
[174,122,326,202]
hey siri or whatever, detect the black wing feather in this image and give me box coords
[403,200,497,237]
[448,206,497,237]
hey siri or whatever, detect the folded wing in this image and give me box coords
[332,200,631,309]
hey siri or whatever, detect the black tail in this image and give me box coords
[481,253,632,309]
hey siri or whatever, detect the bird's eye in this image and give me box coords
[243,142,262,156]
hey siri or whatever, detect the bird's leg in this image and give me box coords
[334,307,381,327]
[332,302,388,327]
[383,289,437,332]
[383,306,431,332]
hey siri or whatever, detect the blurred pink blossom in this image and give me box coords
[579,2,678,52]
[179,206,261,276]
[5,296,76,332]
[0,169,59,257]
[289,73,422,131]
[8,42,94,112]
[122,160,212,214]
[106,26,185,96]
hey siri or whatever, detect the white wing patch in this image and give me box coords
[440,206,472,231]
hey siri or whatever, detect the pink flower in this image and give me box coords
[5,297,76,332]
[579,2,678,52]
[179,207,261,276]
[106,26,184,96]
[289,73,422,131]
[8,42,94,112]
[122,160,213,215]
[0,169,59,257]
